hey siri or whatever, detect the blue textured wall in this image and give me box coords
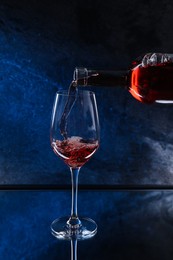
[1,0,173,185]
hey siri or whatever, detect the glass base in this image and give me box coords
[51,216,97,240]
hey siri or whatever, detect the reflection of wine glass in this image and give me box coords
[50,90,100,240]
[71,238,78,260]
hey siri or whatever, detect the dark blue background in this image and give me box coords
[1,0,173,185]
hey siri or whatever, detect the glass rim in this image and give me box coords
[55,89,95,96]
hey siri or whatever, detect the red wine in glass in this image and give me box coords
[52,136,99,168]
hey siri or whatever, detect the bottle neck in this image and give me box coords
[73,68,128,87]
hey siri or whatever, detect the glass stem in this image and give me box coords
[67,167,81,228]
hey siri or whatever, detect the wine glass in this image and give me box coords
[50,89,100,240]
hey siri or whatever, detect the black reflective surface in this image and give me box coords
[1,189,173,259]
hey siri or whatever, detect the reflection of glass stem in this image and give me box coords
[71,239,77,260]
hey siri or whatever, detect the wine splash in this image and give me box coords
[52,136,99,168]
[59,81,78,139]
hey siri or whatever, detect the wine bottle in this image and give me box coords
[73,53,173,104]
